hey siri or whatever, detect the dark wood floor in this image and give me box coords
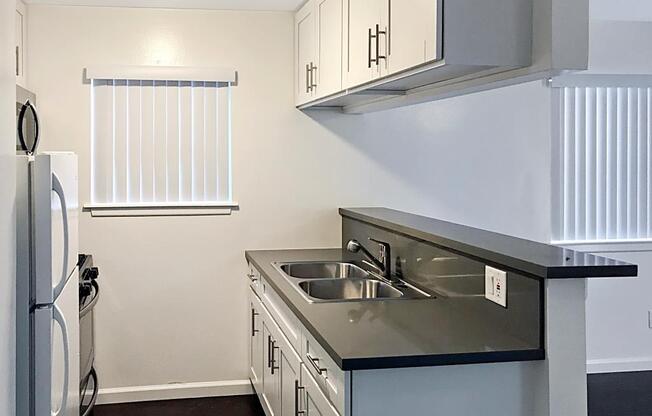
[93,372,652,416]
[93,395,265,416]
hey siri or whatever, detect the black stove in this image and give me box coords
[78,254,99,416]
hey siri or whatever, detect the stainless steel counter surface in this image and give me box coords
[245,249,544,371]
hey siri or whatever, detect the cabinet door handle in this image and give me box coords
[270,340,279,374]
[368,27,375,68]
[306,64,311,93]
[267,335,272,368]
[310,62,317,89]
[294,380,305,416]
[247,273,258,283]
[306,353,327,375]
[375,24,387,65]
[251,309,259,337]
[16,46,20,76]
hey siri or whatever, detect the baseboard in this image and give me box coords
[96,379,253,405]
[587,357,652,374]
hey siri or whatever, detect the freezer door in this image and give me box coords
[33,153,79,305]
[33,275,80,416]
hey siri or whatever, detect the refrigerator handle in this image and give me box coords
[51,173,69,300]
[52,304,70,416]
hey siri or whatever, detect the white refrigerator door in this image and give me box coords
[33,152,79,305]
[33,273,80,416]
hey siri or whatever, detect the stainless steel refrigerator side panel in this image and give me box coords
[16,155,32,416]
[32,306,53,416]
[33,155,53,305]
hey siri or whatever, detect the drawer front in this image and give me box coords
[260,274,302,353]
[303,329,346,415]
[247,262,261,294]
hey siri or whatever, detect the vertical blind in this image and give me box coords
[91,76,232,206]
[554,77,652,242]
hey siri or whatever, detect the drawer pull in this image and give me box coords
[267,335,272,368]
[251,309,259,337]
[306,353,327,375]
[247,273,258,282]
[271,340,279,374]
[294,380,305,416]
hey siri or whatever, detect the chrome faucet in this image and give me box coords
[346,238,392,280]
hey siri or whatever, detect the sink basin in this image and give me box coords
[298,279,403,301]
[279,262,370,279]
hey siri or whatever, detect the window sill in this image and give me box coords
[83,202,239,217]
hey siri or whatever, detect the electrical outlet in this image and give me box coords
[485,266,507,307]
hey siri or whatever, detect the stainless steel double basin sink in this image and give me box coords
[272,262,430,303]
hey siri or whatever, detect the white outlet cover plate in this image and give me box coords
[485,266,507,307]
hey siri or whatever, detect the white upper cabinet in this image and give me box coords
[15,1,26,87]
[294,0,533,112]
[295,0,343,105]
[314,0,343,98]
[295,1,317,105]
[344,0,384,87]
[386,0,441,75]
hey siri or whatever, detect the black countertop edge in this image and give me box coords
[339,349,546,371]
[340,208,638,280]
[245,250,545,372]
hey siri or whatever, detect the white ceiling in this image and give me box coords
[24,0,306,11]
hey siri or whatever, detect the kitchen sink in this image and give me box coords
[298,278,404,301]
[279,262,370,279]
[272,261,432,303]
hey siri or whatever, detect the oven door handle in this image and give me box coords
[79,280,100,318]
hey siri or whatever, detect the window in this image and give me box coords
[85,65,237,216]
[552,75,652,243]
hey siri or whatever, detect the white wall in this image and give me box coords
[591,0,652,21]
[578,19,652,374]
[0,1,16,415]
[27,5,552,399]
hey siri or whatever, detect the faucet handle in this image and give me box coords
[368,238,390,261]
[368,237,390,249]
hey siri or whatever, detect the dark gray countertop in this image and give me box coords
[245,249,544,371]
[341,208,638,279]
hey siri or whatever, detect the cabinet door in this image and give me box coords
[300,364,340,416]
[248,289,264,397]
[276,328,302,416]
[386,0,441,75]
[345,0,382,87]
[296,1,317,105]
[15,8,24,84]
[262,322,280,416]
[314,0,343,98]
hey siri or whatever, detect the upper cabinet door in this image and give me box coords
[314,0,343,99]
[386,0,441,75]
[345,0,383,88]
[15,6,25,86]
[295,1,317,105]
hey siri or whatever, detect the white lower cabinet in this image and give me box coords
[249,290,264,399]
[248,277,345,416]
[301,364,340,416]
[277,327,302,416]
[262,316,281,416]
